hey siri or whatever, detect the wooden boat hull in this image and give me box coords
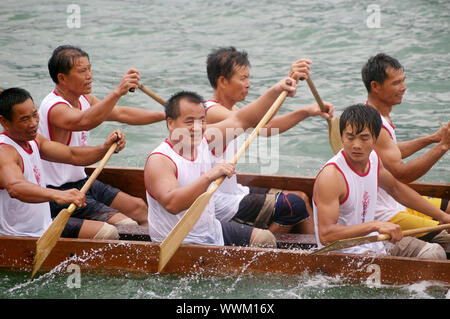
[89,166,450,255]
[1,236,449,285]
[2,167,446,285]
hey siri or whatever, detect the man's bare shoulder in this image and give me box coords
[145,152,177,175]
[315,164,347,192]
[0,143,18,158]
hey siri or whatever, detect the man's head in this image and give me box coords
[0,88,39,142]
[48,45,92,94]
[339,103,382,162]
[165,91,206,151]
[207,47,250,103]
[361,53,406,105]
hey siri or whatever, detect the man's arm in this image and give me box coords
[49,69,140,131]
[205,101,334,137]
[144,155,235,214]
[36,130,126,166]
[205,105,238,125]
[397,121,449,158]
[314,165,402,245]
[260,102,334,136]
[206,77,297,149]
[378,160,450,224]
[106,106,165,125]
[88,94,166,125]
[0,144,85,206]
[374,125,449,183]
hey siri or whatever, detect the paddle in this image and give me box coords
[30,142,118,278]
[139,84,166,107]
[158,90,290,272]
[309,223,450,255]
[305,77,343,154]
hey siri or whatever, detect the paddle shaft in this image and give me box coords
[377,223,450,241]
[310,223,450,255]
[158,90,289,272]
[306,77,329,122]
[209,90,289,190]
[139,84,166,106]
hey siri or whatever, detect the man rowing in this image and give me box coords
[145,76,298,247]
[0,87,127,239]
[203,47,334,234]
[313,103,446,258]
[38,45,164,229]
[362,53,450,242]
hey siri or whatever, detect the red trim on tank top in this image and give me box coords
[164,138,198,161]
[341,150,371,177]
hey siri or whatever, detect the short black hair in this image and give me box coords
[48,45,89,84]
[165,91,204,121]
[0,88,33,121]
[206,46,250,88]
[361,53,403,92]
[339,103,382,139]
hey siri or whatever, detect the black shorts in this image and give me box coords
[233,186,309,228]
[221,221,253,246]
[48,177,120,238]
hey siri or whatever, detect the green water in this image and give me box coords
[1,270,449,299]
[0,0,449,299]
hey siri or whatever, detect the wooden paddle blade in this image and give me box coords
[305,78,343,154]
[31,205,75,278]
[328,116,343,154]
[309,233,384,256]
[158,190,214,273]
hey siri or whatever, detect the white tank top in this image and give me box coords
[38,91,90,186]
[145,138,224,245]
[376,114,406,221]
[0,133,52,237]
[210,137,249,222]
[204,100,249,221]
[313,150,386,254]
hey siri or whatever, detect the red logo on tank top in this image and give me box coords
[81,132,88,146]
[33,165,41,185]
[362,191,370,222]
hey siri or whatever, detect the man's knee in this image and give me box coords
[417,243,447,259]
[93,223,119,240]
[250,229,277,248]
[113,217,139,226]
[272,192,309,227]
[388,236,446,260]
[284,190,309,203]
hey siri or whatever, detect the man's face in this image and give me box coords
[223,65,250,103]
[341,124,376,165]
[62,56,93,95]
[374,67,406,106]
[168,99,206,152]
[0,98,39,142]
